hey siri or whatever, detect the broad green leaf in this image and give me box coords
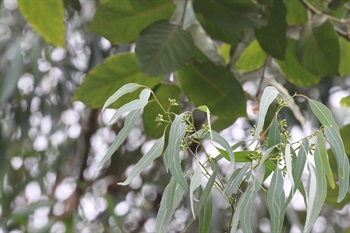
[136,21,194,76]
[308,99,349,202]
[277,38,320,86]
[296,16,340,76]
[225,164,250,196]
[190,159,202,218]
[87,0,175,44]
[156,177,185,232]
[118,135,165,186]
[215,141,245,161]
[235,40,267,72]
[285,0,307,25]
[267,118,280,148]
[339,37,350,76]
[187,24,225,66]
[18,0,65,47]
[250,86,279,145]
[285,144,294,187]
[317,132,335,189]
[74,53,162,109]
[99,109,142,166]
[109,89,151,124]
[178,60,246,120]
[143,85,181,138]
[193,0,266,31]
[340,95,350,108]
[102,83,143,112]
[255,0,287,60]
[267,168,285,233]
[199,188,212,233]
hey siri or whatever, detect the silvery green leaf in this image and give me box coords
[239,185,257,233]
[225,164,250,196]
[99,109,142,166]
[199,187,212,233]
[317,131,335,189]
[190,159,202,218]
[118,135,165,186]
[285,144,294,187]
[102,83,143,112]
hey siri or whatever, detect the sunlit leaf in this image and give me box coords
[99,109,142,166]
[74,53,162,109]
[190,159,202,218]
[235,40,267,72]
[340,95,350,108]
[18,0,65,47]
[87,0,175,44]
[308,99,349,202]
[118,135,165,186]
[136,21,194,76]
[296,16,340,75]
[178,60,246,120]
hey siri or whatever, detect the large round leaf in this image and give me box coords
[235,40,267,72]
[296,16,340,76]
[74,53,162,108]
[136,21,194,76]
[178,61,246,120]
[87,0,175,44]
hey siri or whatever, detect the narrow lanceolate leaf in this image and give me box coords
[296,16,340,76]
[190,160,202,218]
[255,0,287,60]
[267,118,280,148]
[230,188,245,233]
[178,60,246,120]
[109,89,151,124]
[239,186,257,233]
[199,189,212,233]
[136,21,194,76]
[225,164,250,196]
[99,109,142,166]
[118,135,165,186]
[267,168,285,233]
[250,86,279,145]
[156,178,185,233]
[197,105,213,140]
[235,39,267,72]
[74,53,162,109]
[308,99,349,202]
[285,144,294,187]
[87,0,175,44]
[195,159,218,216]
[102,83,143,112]
[317,132,335,189]
[18,0,65,47]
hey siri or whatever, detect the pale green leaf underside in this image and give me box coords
[190,160,202,218]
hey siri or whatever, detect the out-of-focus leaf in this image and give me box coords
[339,37,350,76]
[308,99,349,202]
[74,53,162,108]
[190,159,202,218]
[143,85,181,138]
[199,187,212,233]
[267,168,285,233]
[99,109,142,166]
[219,43,231,65]
[340,96,350,108]
[118,135,165,186]
[156,177,185,232]
[187,24,225,66]
[18,0,65,47]
[277,38,320,86]
[256,0,287,60]
[225,164,250,196]
[63,0,81,11]
[285,0,307,25]
[296,16,340,76]
[250,86,279,145]
[136,21,194,76]
[178,60,246,120]
[235,40,267,72]
[87,0,175,44]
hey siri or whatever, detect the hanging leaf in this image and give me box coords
[18,0,65,47]
[317,131,335,189]
[285,0,307,25]
[74,53,162,109]
[339,37,350,77]
[199,188,212,233]
[118,135,165,186]
[276,38,320,86]
[308,99,350,202]
[285,144,294,187]
[239,186,257,233]
[178,60,246,120]
[225,164,250,196]
[99,109,142,166]
[190,159,202,218]
[267,118,281,148]
[235,40,267,72]
[255,0,287,60]
[296,16,340,76]
[136,21,194,76]
[87,0,175,44]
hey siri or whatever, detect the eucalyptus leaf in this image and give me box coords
[285,144,294,187]
[199,188,212,233]
[225,164,250,196]
[317,131,335,189]
[190,159,202,218]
